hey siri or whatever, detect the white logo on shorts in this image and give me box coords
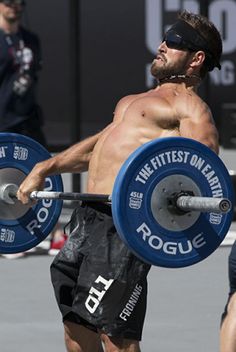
[85,275,114,314]
[119,284,143,321]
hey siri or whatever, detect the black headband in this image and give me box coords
[166,20,221,71]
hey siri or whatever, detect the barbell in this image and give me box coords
[0,133,234,268]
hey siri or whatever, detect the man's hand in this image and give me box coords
[17,164,46,204]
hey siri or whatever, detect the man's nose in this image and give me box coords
[158,41,167,51]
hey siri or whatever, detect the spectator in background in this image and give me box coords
[0,0,67,259]
[0,0,46,146]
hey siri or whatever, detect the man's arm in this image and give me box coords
[17,131,102,204]
[178,103,219,154]
[42,133,102,175]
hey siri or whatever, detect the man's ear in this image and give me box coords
[189,51,206,69]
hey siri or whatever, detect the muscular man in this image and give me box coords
[17,11,222,352]
[0,0,46,146]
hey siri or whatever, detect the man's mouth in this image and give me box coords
[156,54,166,62]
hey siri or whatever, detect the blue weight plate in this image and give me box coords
[112,137,234,268]
[0,133,63,254]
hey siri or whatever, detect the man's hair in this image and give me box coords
[178,11,222,78]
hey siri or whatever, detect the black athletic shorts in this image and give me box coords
[221,240,236,323]
[50,202,151,340]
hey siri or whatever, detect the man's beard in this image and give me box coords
[151,55,190,81]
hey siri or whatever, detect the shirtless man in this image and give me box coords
[17,11,222,352]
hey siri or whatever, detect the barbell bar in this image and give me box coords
[175,195,231,213]
[4,186,112,203]
[0,183,232,214]
[0,132,234,268]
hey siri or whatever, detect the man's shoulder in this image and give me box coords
[119,89,164,105]
[19,26,40,43]
[0,27,7,41]
[176,90,212,120]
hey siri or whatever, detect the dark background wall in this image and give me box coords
[22,0,73,147]
[21,0,236,149]
[79,0,147,137]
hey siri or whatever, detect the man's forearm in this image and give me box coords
[34,133,101,177]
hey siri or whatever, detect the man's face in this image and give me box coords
[0,1,24,22]
[151,35,194,80]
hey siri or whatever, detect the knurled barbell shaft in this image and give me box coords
[176,196,231,214]
[0,183,232,214]
[31,192,231,213]
[5,187,111,203]
[29,191,111,202]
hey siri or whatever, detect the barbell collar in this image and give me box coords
[0,183,18,205]
[176,196,232,214]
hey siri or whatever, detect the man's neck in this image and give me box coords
[0,17,20,34]
[154,75,201,94]
[157,74,201,91]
